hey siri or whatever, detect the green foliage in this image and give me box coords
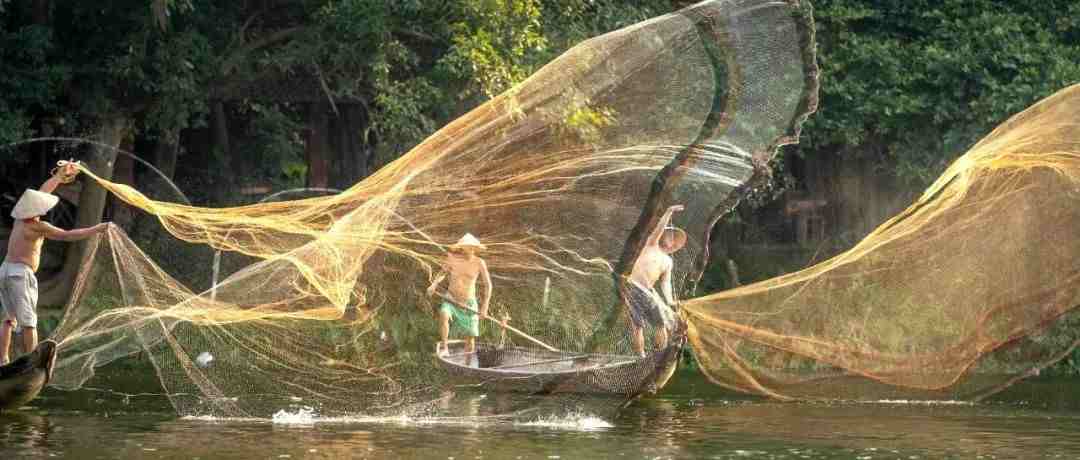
[803,0,1080,188]
[0,18,65,145]
[443,0,546,98]
[561,104,616,144]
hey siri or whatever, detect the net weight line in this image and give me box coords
[434,291,560,352]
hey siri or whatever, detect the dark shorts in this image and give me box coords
[622,281,675,331]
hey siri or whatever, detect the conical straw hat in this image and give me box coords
[662,227,687,252]
[450,233,486,250]
[11,189,59,219]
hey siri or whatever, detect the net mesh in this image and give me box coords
[46,0,1080,412]
[684,83,1080,400]
[47,0,813,416]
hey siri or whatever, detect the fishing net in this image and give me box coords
[45,0,817,417]
[684,83,1080,401]
[44,0,1080,414]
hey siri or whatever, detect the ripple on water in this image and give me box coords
[183,406,614,431]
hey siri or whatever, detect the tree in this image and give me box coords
[801,0,1080,187]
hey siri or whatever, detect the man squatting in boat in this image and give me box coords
[1,163,110,365]
[623,204,687,357]
[426,233,493,360]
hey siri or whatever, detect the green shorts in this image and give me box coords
[440,298,480,337]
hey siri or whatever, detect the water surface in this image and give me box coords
[3,371,1080,459]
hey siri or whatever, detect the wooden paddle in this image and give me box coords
[433,291,560,352]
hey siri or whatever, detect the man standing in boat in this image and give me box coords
[426,233,493,359]
[1,163,110,365]
[624,204,686,357]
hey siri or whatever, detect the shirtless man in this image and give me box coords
[624,204,686,357]
[1,163,109,365]
[426,233,492,358]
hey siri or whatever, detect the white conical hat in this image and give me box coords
[450,233,486,250]
[11,189,59,219]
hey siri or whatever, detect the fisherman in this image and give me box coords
[1,162,110,365]
[624,204,686,357]
[426,233,492,359]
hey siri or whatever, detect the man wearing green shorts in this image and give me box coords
[426,233,492,362]
[440,298,480,338]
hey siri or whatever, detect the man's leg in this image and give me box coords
[0,319,12,365]
[19,326,37,356]
[465,336,477,367]
[438,309,451,355]
[654,327,668,351]
[631,326,645,357]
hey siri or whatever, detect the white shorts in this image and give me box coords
[0,262,38,330]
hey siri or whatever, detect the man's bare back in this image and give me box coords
[624,204,685,356]
[629,247,673,291]
[628,204,684,305]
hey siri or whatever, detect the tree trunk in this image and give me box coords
[305,102,330,188]
[152,134,179,182]
[32,0,50,26]
[211,100,230,159]
[38,115,128,307]
[328,103,375,189]
[353,103,376,183]
[210,100,236,203]
[111,149,135,229]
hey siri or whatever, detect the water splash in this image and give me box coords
[517,413,614,431]
[868,400,975,406]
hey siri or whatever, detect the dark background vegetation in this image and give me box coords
[2,0,1080,375]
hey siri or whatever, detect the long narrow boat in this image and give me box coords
[0,340,57,412]
[436,330,685,398]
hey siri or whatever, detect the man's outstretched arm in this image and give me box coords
[426,271,446,296]
[33,221,109,242]
[479,259,492,317]
[39,163,80,194]
[645,205,684,247]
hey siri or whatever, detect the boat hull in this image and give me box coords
[0,340,57,412]
[437,333,685,397]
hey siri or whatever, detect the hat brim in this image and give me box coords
[11,190,60,219]
[450,243,486,251]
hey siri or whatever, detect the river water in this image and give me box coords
[3,370,1080,459]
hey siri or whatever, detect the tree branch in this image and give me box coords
[394,28,437,43]
[220,26,307,76]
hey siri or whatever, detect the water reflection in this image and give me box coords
[0,411,55,457]
[4,374,1080,459]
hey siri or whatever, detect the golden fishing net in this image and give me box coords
[684,83,1080,401]
[42,0,817,417]
[45,0,1080,414]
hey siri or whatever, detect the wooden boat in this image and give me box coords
[0,340,57,412]
[436,329,685,398]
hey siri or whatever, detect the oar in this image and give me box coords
[434,292,560,352]
[490,355,590,370]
